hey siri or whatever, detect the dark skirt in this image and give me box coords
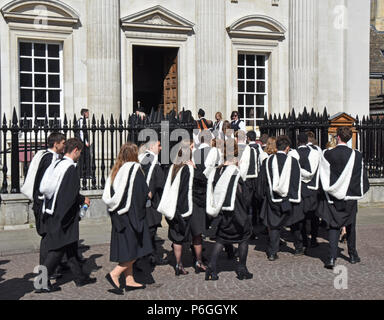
[166,214,192,244]
[190,205,206,237]
[110,212,153,263]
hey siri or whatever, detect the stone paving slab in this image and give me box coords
[0,221,383,300]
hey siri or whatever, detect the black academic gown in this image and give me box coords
[44,165,85,251]
[297,146,319,214]
[166,166,193,244]
[32,152,54,236]
[213,166,252,244]
[109,167,153,263]
[140,152,165,231]
[318,145,370,229]
[192,147,211,236]
[257,153,304,229]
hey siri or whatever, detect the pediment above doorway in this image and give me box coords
[121,5,194,34]
[227,15,286,40]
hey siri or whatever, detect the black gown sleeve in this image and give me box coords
[255,159,267,201]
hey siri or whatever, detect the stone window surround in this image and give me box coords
[227,15,286,126]
[1,0,80,121]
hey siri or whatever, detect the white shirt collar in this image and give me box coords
[298,145,308,149]
[199,143,210,150]
[48,149,60,159]
[63,156,74,164]
[277,151,287,155]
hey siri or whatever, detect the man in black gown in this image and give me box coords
[38,138,96,292]
[257,136,305,261]
[318,127,369,269]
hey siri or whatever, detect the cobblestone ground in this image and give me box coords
[0,223,384,300]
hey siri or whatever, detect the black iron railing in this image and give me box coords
[0,108,196,193]
[259,107,384,178]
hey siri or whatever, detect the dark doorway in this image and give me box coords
[133,45,179,115]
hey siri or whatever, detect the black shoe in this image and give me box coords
[125,284,146,292]
[350,253,361,264]
[105,273,124,295]
[35,281,61,294]
[324,257,336,269]
[49,272,63,280]
[205,267,219,281]
[194,261,207,274]
[236,267,253,280]
[267,253,278,261]
[155,256,169,266]
[310,239,319,248]
[339,234,347,244]
[175,264,189,276]
[75,276,97,287]
[294,248,305,256]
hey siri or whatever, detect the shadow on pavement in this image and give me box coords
[0,260,10,283]
[0,273,36,300]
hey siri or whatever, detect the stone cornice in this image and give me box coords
[121,5,194,34]
[1,0,80,27]
[227,14,286,40]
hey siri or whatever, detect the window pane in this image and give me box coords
[247,68,255,79]
[49,105,60,118]
[49,90,60,103]
[34,43,46,57]
[257,68,265,80]
[238,108,244,119]
[238,67,244,79]
[20,42,32,56]
[20,73,32,87]
[246,94,254,105]
[246,81,255,93]
[21,104,33,118]
[238,95,244,105]
[35,74,46,87]
[257,56,265,67]
[48,60,60,73]
[35,90,47,102]
[246,107,255,119]
[246,55,255,66]
[256,107,265,118]
[35,104,47,118]
[48,44,60,58]
[256,95,265,105]
[34,59,46,72]
[238,54,245,66]
[20,89,33,102]
[257,81,266,93]
[238,81,244,93]
[48,75,60,88]
[20,58,32,71]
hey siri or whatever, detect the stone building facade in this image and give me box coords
[0,0,370,129]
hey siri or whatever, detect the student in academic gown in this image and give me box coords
[205,140,253,281]
[318,127,369,269]
[239,131,268,238]
[295,133,321,249]
[39,138,96,293]
[21,133,66,267]
[103,142,153,294]
[157,141,195,276]
[257,136,305,261]
[139,140,168,266]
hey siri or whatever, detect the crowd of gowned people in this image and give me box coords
[23,121,369,295]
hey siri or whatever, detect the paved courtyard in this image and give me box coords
[0,205,383,300]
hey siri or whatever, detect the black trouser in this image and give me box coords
[268,223,303,255]
[149,226,158,257]
[328,218,357,259]
[43,242,86,281]
[301,212,320,243]
[209,241,249,273]
[39,235,48,266]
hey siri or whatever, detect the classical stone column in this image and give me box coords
[87,0,121,118]
[195,0,226,120]
[289,0,318,112]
